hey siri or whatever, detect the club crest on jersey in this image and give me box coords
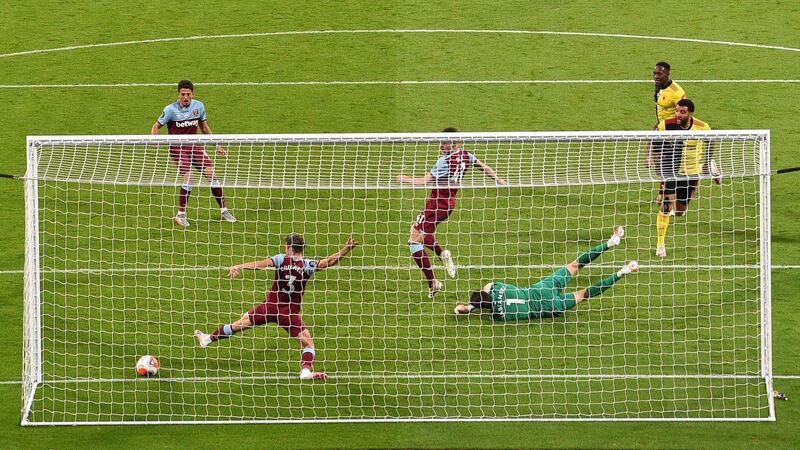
[192,109,199,117]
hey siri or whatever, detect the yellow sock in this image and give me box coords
[656,211,670,248]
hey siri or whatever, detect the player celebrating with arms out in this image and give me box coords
[454,226,638,320]
[194,234,358,380]
[151,79,236,227]
[397,128,507,299]
[652,98,720,258]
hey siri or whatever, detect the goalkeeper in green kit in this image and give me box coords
[455,226,638,320]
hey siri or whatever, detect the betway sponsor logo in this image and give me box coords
[175,119,199,128]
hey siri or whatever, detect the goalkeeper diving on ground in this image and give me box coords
[454,226,638,320]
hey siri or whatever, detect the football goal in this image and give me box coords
[22,131,773,424]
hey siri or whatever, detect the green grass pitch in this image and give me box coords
[1,1,800,448]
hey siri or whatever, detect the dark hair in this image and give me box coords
[655,61,671,72]
[177,80,194,91]
[469,290,493,310]
[285,233,305,253]
[441,127,459,133]
[677,98,695,112]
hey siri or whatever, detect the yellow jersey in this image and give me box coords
[654,81,687,122]
[657,117,711,175]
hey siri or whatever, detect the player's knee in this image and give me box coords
[408,240,424,254]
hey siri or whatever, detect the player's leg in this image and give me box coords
[195,147,236,223]
[194,310,256,348]
[569,261,638,305]
[292,325,327,380]
[565,225,625,278]
[426,205,456,278]
[656,181,677,257]
[169,147,194,226]
[409,221,442,298]
[673,179,697,217]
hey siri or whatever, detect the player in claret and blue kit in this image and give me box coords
[396,127,507,299]
[151,79,236,227]
[194,234,358,380]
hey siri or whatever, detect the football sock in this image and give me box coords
[210,324,234,342]
[211,187,226,209]
[179,184,192,212]
[656,211,670,248]
[301,347,315,370]
[577,242,609,268]
[410,242,436,288]
[422,234,444,257]
[585,273,622,299]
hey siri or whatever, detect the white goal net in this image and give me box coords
[22,131,773,425]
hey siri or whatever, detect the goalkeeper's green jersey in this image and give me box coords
[488,267,578,321]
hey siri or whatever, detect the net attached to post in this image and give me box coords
[22,131,773,424]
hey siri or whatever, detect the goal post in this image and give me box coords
[22,131,773,425]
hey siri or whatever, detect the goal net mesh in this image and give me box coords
[22,132,773,424]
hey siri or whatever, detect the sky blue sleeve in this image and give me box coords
[304,259,318,277]
[468,152,477,164]
[271,253,285,268]
[198,101,207,121]
[430,156,449,179]
[157,105,172,126]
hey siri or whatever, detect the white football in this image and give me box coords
[136,355,159,377]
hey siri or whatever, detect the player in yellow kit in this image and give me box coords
[652,99,719,258]
[652,61,687,128]
[647,61,688,203]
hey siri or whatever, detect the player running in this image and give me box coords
[652,98,720,258]
[151,79,236,227]
[454,226,637,320]
[194,234,358,380]
[396,127,507,299]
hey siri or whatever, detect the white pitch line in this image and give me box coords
[1,79,800,89]
[1,29,799,60]
[1,374,799,385]
[1,264,799,276]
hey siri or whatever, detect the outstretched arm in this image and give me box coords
[317,237,359,270]
[200,120,226,156]
[474,159,507,185]
[396,172,436,185]
[151,121,162,134]
[229,257,275,278]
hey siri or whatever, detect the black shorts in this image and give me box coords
[661,179,699,206]
[652,140,681,178]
